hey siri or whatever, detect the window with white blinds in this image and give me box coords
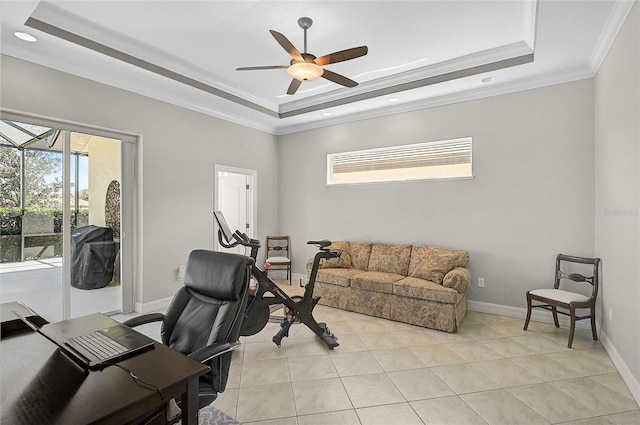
[327,137,473,185]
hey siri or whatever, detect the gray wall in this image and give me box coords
[594,3,639,392]
[278,79,595,309]
[1,55,280,304]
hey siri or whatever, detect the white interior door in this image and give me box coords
[215,166,256,254]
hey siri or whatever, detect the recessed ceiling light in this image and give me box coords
[481,76,496,83]
[14,32,37,43]
[322,112,332,117]
[388,97,400,102]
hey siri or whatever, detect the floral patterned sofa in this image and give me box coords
[306,242,470,332]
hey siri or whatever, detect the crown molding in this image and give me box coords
[587,0,636,73]
[523,0,539,50]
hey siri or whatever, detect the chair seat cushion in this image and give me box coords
[266,256,290,263]
[529,288,590,304]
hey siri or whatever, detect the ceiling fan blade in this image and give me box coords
[236,65,289,71]
[287,78,302,95]
[270,30,303,61]
[321,69,358,88]
[315,46,368,66]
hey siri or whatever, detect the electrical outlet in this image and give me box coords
[478,277,485,288]
[608,307,612,321]
[177,265,186,281]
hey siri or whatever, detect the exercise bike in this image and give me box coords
[213,211,340,349]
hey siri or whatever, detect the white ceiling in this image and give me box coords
[0,1,634,135]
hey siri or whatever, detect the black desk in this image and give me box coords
[0,304,209,425]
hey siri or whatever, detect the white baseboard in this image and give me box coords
[600,330,640,405]
[468,300,639,405]
[467,300,592,330]
[134,296,173,314]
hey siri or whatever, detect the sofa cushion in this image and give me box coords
[349,242,372,271]
[351,271,405,294]
[409,246,469,274]
[367,244,412,275]
[320,241,352,268]
[409,246,469,284]
[316,268,364,287]
[394,276,460,304]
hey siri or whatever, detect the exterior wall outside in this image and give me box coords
[88,135,121,227]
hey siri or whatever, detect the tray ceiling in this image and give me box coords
[0,1,633,134]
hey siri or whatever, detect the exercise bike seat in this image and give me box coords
[308,240,332,249]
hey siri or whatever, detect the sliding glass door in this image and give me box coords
[0,120,127,321]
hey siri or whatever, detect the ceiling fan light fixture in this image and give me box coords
[287,62,323,81]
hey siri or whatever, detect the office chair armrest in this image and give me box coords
[121,313,165,328]
[188,341,241,364]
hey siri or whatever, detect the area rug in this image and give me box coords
[198,405,239,425]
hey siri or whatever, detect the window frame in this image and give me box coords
[326,137,473,186]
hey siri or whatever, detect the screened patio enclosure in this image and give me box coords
[0,119,123,320]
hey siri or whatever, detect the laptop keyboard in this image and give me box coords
[71,331,128,361]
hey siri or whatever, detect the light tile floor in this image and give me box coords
[115,283,639,425]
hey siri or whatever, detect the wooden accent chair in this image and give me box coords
[265,236,292,285]
[524,254,601,348]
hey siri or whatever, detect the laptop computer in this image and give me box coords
[13,311,156,370]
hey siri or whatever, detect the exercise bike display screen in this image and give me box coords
[213,211,234,243]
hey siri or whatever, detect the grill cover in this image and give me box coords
[71,225,117,290]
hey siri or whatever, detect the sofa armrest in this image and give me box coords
[442,267,470,294]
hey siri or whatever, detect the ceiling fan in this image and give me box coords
[236,17,368,95]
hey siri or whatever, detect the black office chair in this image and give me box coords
[123,249,253,424]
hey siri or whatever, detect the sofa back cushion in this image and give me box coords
[349,242,373,270]
[409,246,469,284]
[320,241,352,268]
[367,244,412,275]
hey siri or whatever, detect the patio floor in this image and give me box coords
[0,257,121,322]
